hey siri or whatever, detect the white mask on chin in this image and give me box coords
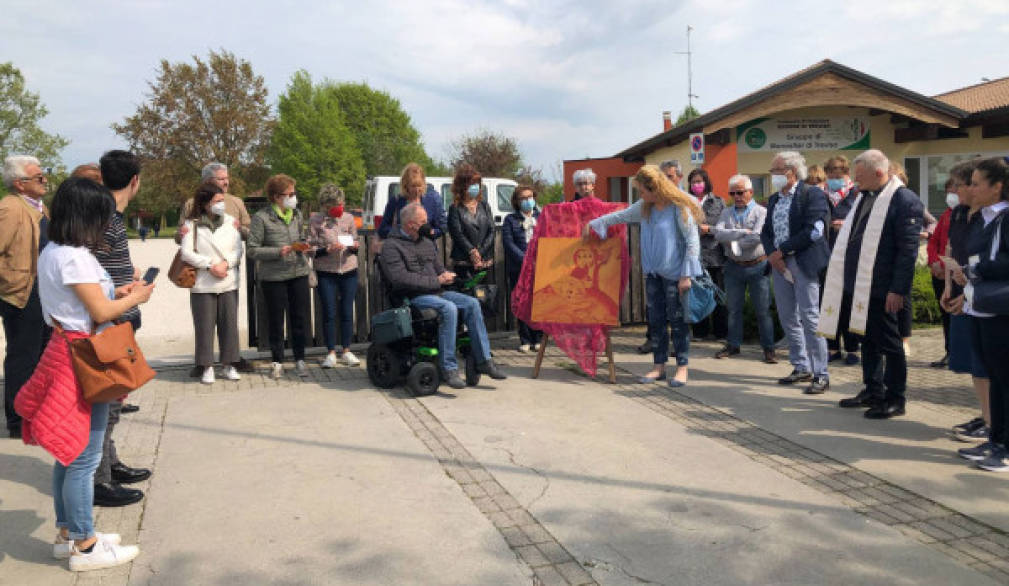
[283,195,298,210]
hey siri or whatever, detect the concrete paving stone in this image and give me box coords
[968,534,1009,557]
[891,500,935,521]
[950,539,999,562]
[491,492,521,511]
[532,564,570,586]
[521,524,557,546]
[515,544,551,567]
[507,508,538,527]
[554,560,596,585]
[536,540,574,563]
[927,517,977,540]
[499,526,533,548]
[462,482,487,498]
[472,496,501,514]
[488,510,516,528]
[946,515,993,537]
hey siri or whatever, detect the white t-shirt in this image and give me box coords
[38,244,115,333]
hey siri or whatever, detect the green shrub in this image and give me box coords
[911,266,941,325]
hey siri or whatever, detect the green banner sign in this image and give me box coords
[736,117,870,152]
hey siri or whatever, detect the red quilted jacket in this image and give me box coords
[14,332,93,466]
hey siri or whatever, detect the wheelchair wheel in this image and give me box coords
[367,344,399,389]
[464,351,482,386]
[406,362,440,396]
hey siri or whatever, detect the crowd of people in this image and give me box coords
[3,144,1009,572]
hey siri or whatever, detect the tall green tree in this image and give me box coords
[267,71,366,205]
[327,82,432,176]
[675,104,701,125]
[112,50,274,199]
[0,62,69,167]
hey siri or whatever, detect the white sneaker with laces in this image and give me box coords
[201,366,215,385]
[295,360,308,377]
[223,366,240,381]
[517,344,531,353]
[271,362,283,379]
[321,353,339,369]
[54,532,121,559]
[69,539,139,572]
[341,351,360,367]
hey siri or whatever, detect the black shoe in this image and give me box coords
[120,403,140,414]
[111,462,152,484]
[839,389,879,409]
[7,426,21,439]
[714,345,740,359]
[443,370,466,389]
[828,351,845,362]
[477,359,507,380]
[953,417,985,434]
[804,376,830,394]
[844,353,861,366]
[637,341,653,354]
[778,369,812,385]
[763,350,779,364]
[930,354,949,368]
[864,401,906,419]
[188,365,202,378]
[234,357,256,373]
[93,482,144,507]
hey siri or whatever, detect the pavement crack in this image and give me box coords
[494,446,550,509]
[600,543,664,585]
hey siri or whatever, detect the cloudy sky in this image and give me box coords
[3,0,1009,181]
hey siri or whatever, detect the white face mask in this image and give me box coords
[210,201,227,216]
[946,192,960,208]
[770,174,788,193]
[283,195,298,210]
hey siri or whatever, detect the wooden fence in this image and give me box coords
[247,226,649,351]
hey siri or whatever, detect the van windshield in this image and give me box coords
[497,184,515,214]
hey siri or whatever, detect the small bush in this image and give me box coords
[911,266,941,325]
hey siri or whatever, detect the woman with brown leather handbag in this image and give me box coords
[13,177,155,572]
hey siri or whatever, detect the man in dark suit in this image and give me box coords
[760,151,832,394]
[833,150,923,418]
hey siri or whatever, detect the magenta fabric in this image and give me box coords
[510,198,630,376]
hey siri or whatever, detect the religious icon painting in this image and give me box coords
[530,237,622,326]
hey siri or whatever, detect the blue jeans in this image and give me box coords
[645,274,689,367]
[724,260,775,350]
[411,291,491,373]
[53,401,109,540]
[317,270,358,351]
[772,257,828,377]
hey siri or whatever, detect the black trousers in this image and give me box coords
[971,315,1009,447]
[842,294,906,403]
[261,277,310,362]
[931,276,951,352]
[1,283,49,431]
[691,266,727,339]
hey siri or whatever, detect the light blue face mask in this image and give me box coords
[520,198,535,212]
[467,184,481,198]
[826,178,846,192]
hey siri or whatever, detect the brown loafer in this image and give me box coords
[763,350,778,364]
[714,345,740,359]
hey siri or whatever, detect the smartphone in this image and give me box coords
[142,267,159,284]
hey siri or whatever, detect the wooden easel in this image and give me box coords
[531,331,617,384]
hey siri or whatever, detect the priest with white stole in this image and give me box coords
[819,149,924,419]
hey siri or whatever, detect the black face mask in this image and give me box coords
[417,223,433,239]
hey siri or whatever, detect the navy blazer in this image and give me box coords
[502,209,539,275]
[841,186,923,298]
[377,186,447,240]
[760,182,832,279]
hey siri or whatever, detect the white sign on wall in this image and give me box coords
[736,117,870,152]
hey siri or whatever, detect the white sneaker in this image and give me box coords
[223,366,240,381]
[69,539,139,572]
[531,343,540,352]
[341,351,360,367]
[271,362,283,380]
[517,344,531,353]
[201,366,215,385]
[54,532,121,559]
[321,352,339,369]
[295,360,308,377]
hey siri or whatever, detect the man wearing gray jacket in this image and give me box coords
[712,174,777,364]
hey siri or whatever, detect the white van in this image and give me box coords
[362,176,518,230]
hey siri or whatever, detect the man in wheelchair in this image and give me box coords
[380,204,507,389]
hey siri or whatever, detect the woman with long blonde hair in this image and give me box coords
[585,165,703,386]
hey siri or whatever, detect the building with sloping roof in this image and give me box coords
[565,60,1009,216]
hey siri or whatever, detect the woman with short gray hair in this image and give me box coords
[573,168,597,201]
[309,183,361,367]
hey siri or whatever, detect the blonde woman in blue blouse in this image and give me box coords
[585,165,704,387]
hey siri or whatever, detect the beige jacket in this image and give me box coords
[0,195,47,308]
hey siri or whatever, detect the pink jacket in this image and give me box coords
[14,332,93,466]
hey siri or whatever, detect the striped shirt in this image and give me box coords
[93,211,139,324]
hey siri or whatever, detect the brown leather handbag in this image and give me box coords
[168,221,198,288]
[60,322,156,404]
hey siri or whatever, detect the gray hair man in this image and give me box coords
[712,174,776,364]
[572,168,597,201]
[659,160,683,187]
[0,155,51,437]
[178,162,251,242]
[381,203,507,389]
[830,149,923,419]
[760,150,831,394]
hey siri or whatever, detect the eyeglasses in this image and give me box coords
[728,190,748,196]
[19,175,47,184]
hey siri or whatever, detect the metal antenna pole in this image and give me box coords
[675,25,697,111]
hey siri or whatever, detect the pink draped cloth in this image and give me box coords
[510,198,630,376]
